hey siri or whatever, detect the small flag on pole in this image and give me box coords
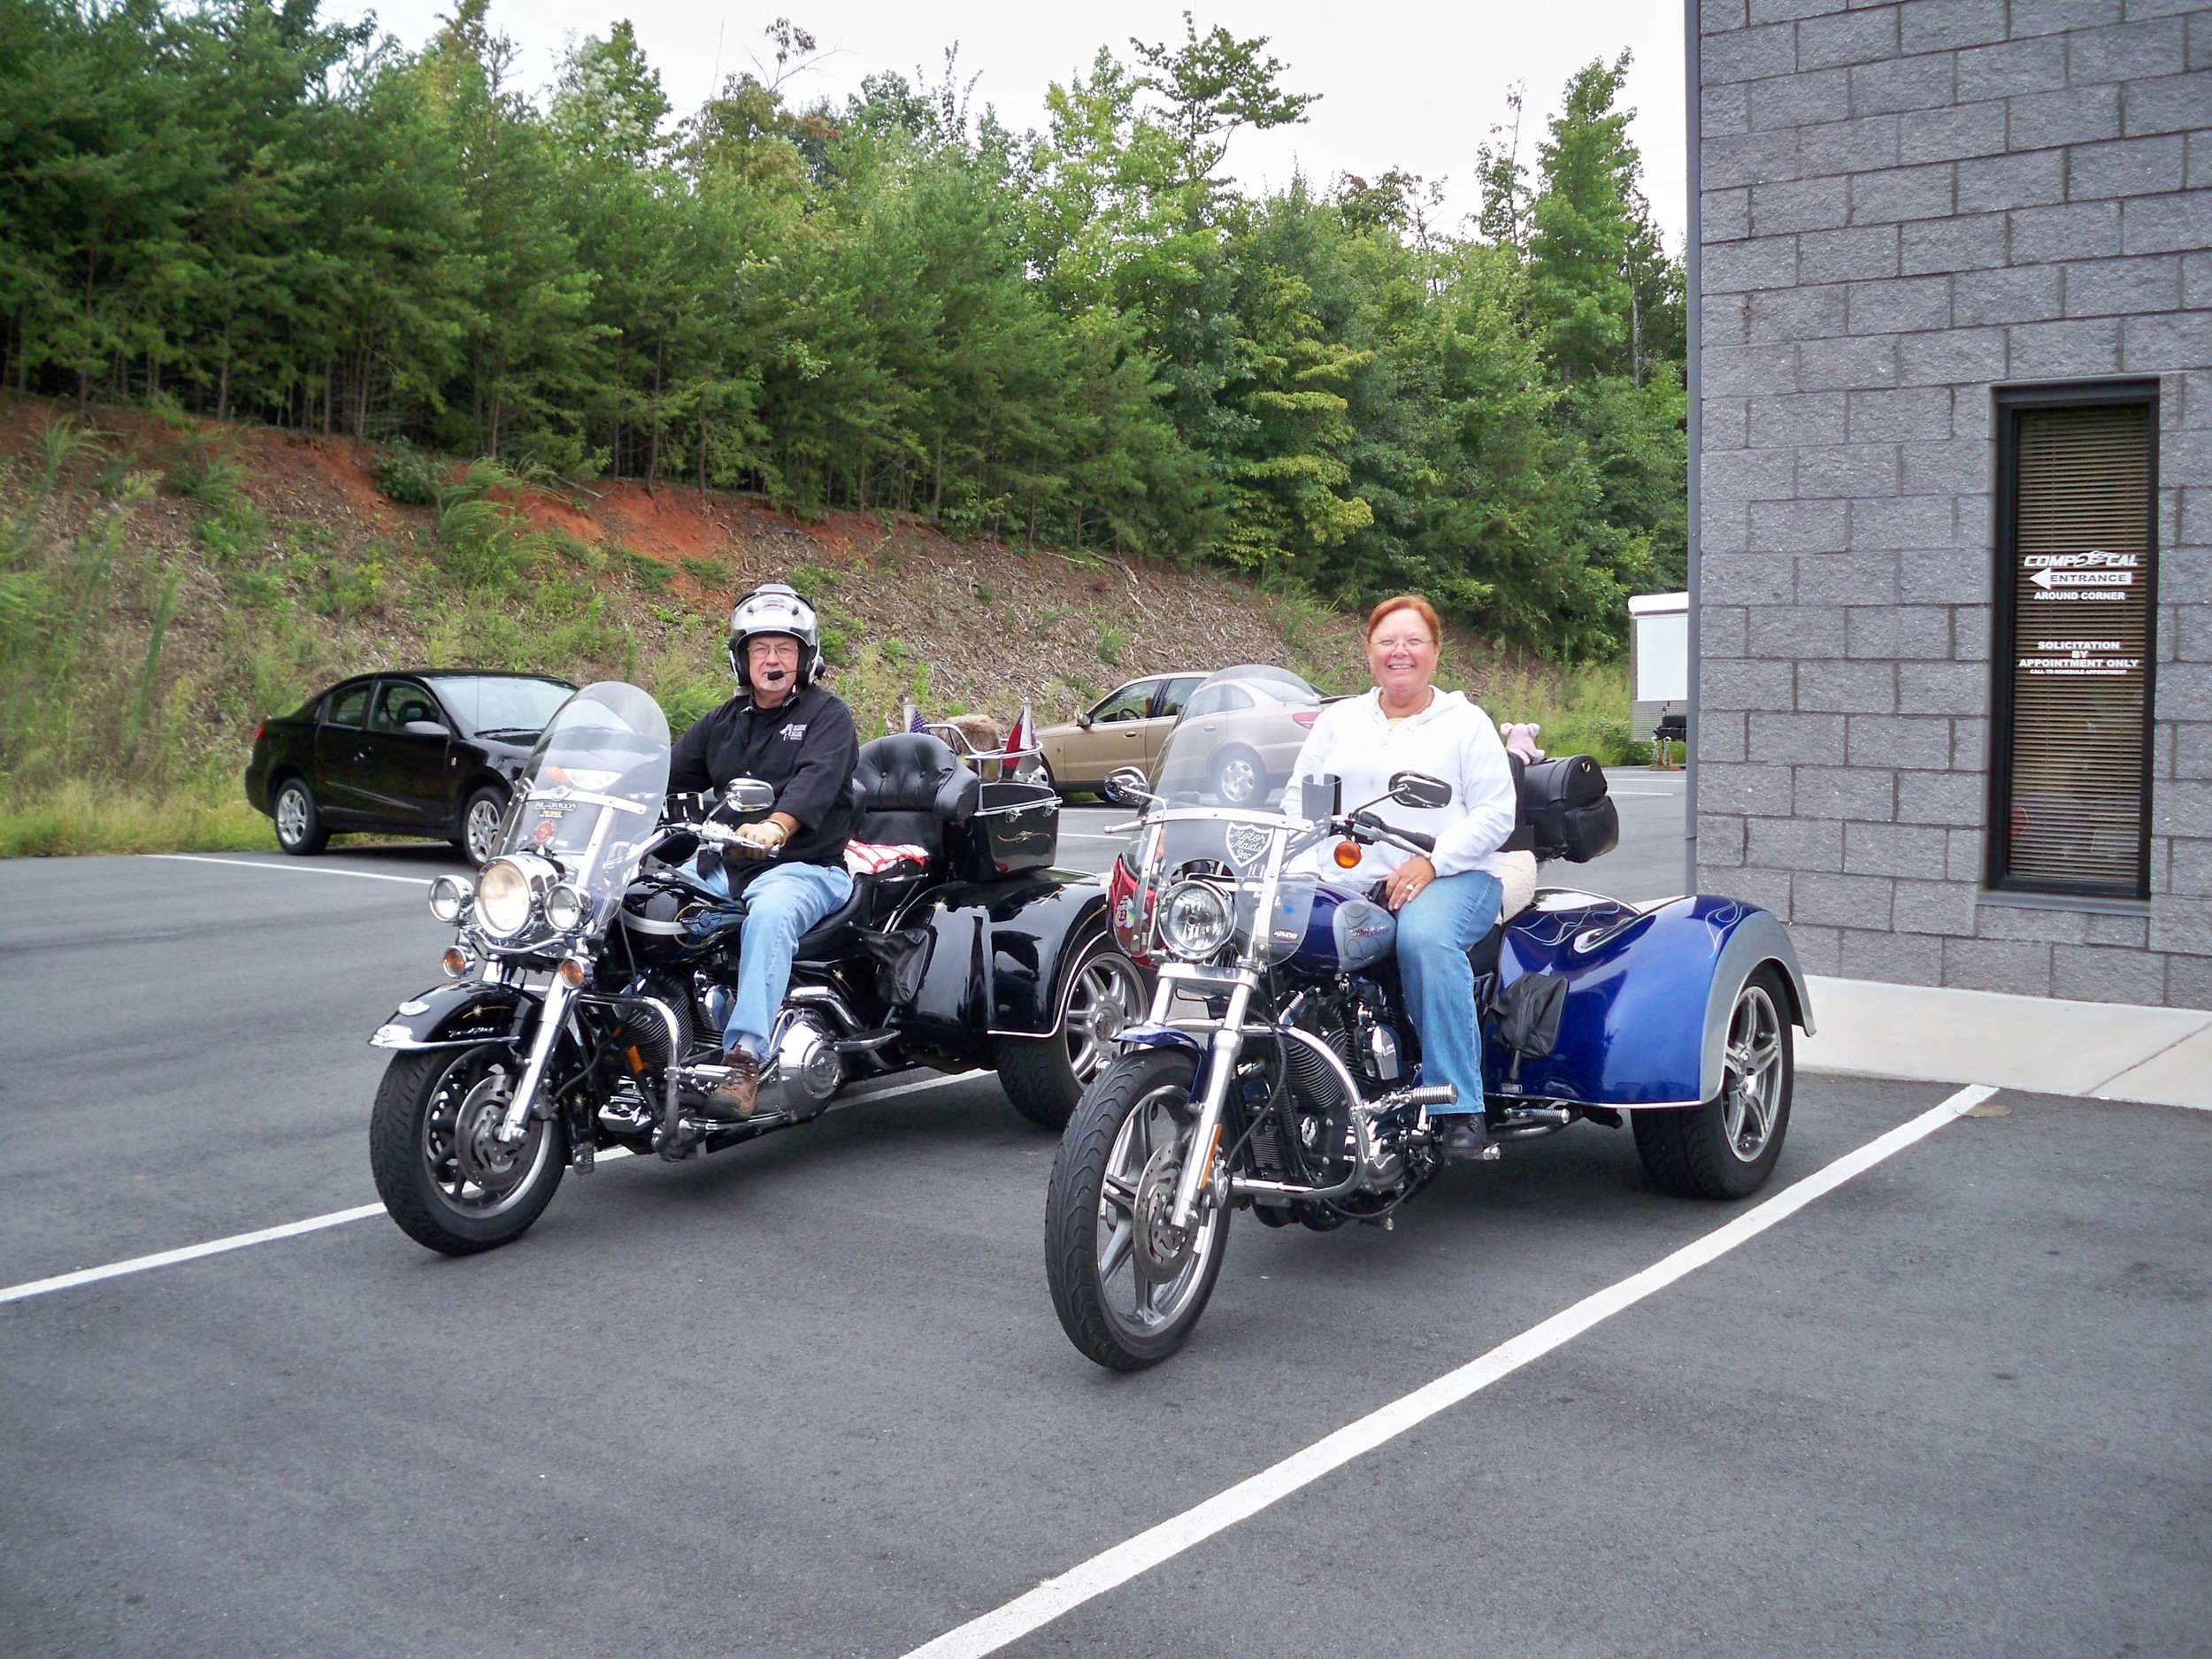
[905,700,926,733]
[1004,702,1032,757]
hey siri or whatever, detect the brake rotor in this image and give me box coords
[449,1071,537,1197]
[1131,1142,1195,1279]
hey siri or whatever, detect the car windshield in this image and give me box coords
[497,682,670,897]
[426,675,574,736]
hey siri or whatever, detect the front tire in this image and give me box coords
[1045,1047,1229,1370]
[997,927,1149,1131]
[272,777,328,856]
[370,1046,565,1255]
[455,785,508,866]
[1634,964,1793,1199]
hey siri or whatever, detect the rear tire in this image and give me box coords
[370,1046,565,1256]
[1045,1047,1228,1370]
[1211,744,1264,807]
[997,927,1149,1131]
[272,777,328,856]
[1633,964,1793,1200]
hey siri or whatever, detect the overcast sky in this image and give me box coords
[349,2,1688,249]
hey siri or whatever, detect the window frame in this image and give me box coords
[322,680,373,728]
[1154,675,1204,719]
[370,677,442,735]
[1985,379,2161,903]
[1090,680,1158,725]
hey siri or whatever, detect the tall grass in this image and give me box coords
[0,778,273,856]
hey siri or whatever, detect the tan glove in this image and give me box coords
[730,818,789,860]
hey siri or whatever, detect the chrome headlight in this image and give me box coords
[543,881,586,933]
[475,857,534,938]
[428,872,473,925]
[1157,879,1234,960]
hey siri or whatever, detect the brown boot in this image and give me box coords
[703,1048,760,1120]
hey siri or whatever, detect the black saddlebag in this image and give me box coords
[952,780,1059,881]
[1523,755,1619,864]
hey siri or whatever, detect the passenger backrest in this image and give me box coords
[852,733,980,856]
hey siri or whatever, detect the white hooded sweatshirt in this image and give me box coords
[1286,687,1518,882]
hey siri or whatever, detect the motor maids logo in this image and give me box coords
[778,722,809,740]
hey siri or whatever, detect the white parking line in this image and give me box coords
[149,854,434,887]
[0,1071,990,1307]
[902,1082,1998,1659]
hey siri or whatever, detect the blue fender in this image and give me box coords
[1488,891,1815,1109]
[1110,1024,1210,1095]
[367,980,536,1052]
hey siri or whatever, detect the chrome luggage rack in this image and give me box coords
[909,710,1046,783]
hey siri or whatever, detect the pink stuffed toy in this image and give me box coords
[1499,721,1545,764]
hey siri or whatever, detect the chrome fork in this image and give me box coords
[496,979,575,1143]
[1167,976,1252,1231]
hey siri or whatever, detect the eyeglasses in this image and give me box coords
[1371,635,1433,652]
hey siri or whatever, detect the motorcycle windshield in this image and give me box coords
[1148,665,1322,809]
[499,681,672,899]
[1125,810,1310,964]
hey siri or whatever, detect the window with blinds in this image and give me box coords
[1988,385,2159,901]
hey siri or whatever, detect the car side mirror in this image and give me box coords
[724,778,775,813]
[1076,711,1094,729]
[1388,770,1453,810]
[402,719,448,737]
[1102,766,1149,806]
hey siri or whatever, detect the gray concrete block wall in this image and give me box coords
[1697,0,2212,1007]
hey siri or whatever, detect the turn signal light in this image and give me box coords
[557,956,588,989]
[1333,840,1362,869]
[441,946,470,978]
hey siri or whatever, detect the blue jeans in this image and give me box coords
[1394,869,1503,1117]
[692,857,853,1056]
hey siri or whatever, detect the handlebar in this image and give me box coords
[1348,810,1435,856]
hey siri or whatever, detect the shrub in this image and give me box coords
[373,441,443,506]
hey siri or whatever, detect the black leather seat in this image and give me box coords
[849,733,979,855]
[787,735,978,960]
[1466,918,1507,981]
[791,872,879,960]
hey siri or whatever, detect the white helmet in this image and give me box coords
[726,582,823,695]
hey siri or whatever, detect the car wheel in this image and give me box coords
[272,777,329,856]
[1211,745,1264,807]
[456,786,508,866]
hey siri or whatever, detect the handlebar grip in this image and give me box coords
[1348,808,1434,855]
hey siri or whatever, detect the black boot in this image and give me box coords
[1433,1117,1495,1162]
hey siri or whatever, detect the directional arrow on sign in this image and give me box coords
[2030,568,2133,588]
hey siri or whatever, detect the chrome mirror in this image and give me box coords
[1102,766,1150,806]
[1388,771,1453,810]
[724,778,775,813]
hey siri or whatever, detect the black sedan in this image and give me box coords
[244,672,576,862]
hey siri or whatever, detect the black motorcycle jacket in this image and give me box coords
[667,683,860,868]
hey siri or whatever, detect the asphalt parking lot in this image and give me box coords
[4,803,2208,1658]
